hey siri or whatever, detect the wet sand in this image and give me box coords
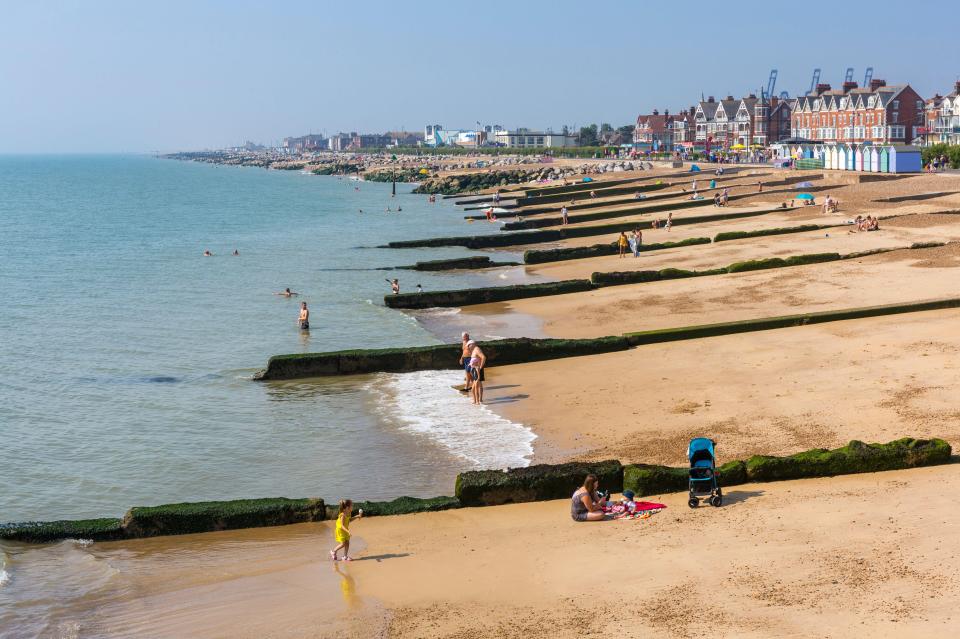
[32,464,960,638]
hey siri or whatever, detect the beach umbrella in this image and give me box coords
[418,168,429,175]
[582,176,594,182]
[795,193,815,200]
[730,144,746,150]
[795,181,813,188]
[690,164,701,172]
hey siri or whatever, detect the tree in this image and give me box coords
[617,124,635,139]
[578,124,598,146]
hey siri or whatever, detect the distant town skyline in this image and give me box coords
[1,0,957,153]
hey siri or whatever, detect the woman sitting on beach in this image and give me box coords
[571,474,607,522]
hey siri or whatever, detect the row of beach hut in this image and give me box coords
[775,143,922,173]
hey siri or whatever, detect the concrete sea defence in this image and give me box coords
[385,279,595,309]
[395,255,520,271]
[385,207,783,250]
[254,336,632,380]
[622,438,951,496]
[2,439,948,542]
[523,236,711,264]
[258,295,960,380]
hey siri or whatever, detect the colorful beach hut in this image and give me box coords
[889,146,922,173]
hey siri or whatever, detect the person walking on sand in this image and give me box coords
[632,228,642,258]
[459,332,473,393]
[617,231,628,258]
[298,302,310,331]
[561,205,569,226]
[665,212,673,232]
[330,499,362,561]
[467,340,486,405]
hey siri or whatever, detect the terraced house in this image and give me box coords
[923,81,960,145]
[791,79,924,145]
[694,94,792,148]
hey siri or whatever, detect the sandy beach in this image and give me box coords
[59,464,960,639]
[10,165,960,638]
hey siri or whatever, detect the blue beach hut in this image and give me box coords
[889,146,922,173]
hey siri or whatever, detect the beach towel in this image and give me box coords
[603,501,666,520]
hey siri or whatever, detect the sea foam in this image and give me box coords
[371,370,535,469]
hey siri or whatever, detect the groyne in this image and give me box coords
[254,336,632,380]
[384,207,783,250]
[396,256,519,271]
[256,295,960,380]
[385,279,594,309]
[5,438,946,542]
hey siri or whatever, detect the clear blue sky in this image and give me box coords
[1,0,956,152]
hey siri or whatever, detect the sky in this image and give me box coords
[1,0,957,153]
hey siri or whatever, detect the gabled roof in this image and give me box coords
[717,99,740,119]
[697,101,720,119]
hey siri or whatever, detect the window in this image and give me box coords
[892,100,899,110]
[892,111,899,123]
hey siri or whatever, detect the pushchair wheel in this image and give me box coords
[688,498,699,508]
[710,495,722,507]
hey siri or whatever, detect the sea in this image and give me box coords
[0,155,542,636]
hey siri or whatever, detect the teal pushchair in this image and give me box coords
[687,437,722,508]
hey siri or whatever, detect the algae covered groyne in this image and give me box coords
[3,437,950,543]
[254,296,960,380]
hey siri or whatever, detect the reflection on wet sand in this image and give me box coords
[0,523,390,638]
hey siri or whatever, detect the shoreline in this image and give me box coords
[8,160,960,637]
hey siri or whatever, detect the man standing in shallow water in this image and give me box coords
[467,340,486,405]
[459,332,473,393]
[298,302,310,330]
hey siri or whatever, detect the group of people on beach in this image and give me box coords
[617,228,644,258]
[849,215,880,232]
[459,332,486,405]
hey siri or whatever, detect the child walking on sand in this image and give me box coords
[330,499,362,561]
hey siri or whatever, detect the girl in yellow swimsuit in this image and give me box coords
[330,499,362,561]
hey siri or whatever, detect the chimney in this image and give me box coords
[955,80,960,94]
[708,96,715,103]
[815,83,831,95]
[842,81,858,93]
[664,108,670,117]
[725,95,734,101]
[771,96,779,107]
[748,93,756,99]
[689,106,695,116]
[653,109,659,115]
[870,79,886,91]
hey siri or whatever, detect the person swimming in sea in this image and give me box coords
[298,302,310,330]
[203,250,213,256]
[275,288,300,297]
[232,249,239,256]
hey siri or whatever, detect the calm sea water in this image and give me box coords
[0,155,541,527]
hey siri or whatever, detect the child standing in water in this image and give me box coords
[330,499,362,561]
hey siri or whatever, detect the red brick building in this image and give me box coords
[791,79,924,145]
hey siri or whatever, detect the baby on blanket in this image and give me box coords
[604,491,666,519]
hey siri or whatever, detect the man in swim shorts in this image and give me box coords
[467,340,486,405]
[459,332,473,392]
[298,302,310,330]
